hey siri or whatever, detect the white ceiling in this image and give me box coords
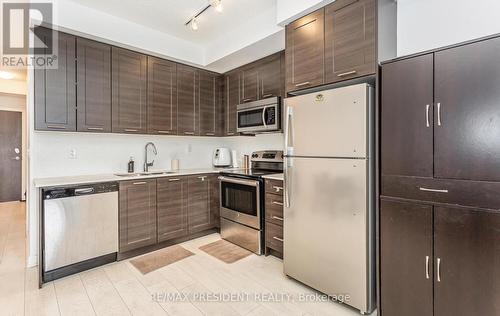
[69,0,277,46]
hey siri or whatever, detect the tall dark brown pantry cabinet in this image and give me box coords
[380,35,500,316]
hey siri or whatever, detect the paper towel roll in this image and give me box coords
[231,150,239,168]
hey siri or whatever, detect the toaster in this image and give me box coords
[213,148,232,167]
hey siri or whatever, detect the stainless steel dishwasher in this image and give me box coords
[42,182,119,282]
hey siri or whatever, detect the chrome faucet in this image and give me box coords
[144,142,158,172]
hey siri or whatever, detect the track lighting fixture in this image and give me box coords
[185,0,223,31]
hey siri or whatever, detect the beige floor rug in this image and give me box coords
[199,239,252,264]
[130,245,194,274]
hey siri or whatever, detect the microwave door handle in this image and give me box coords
[262,107,267,127]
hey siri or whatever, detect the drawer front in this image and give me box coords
[265,193,284,226]
[382,175,500,209]
[265,179,284,195]
[265,222,283,253]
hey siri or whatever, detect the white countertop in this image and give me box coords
[34,168,238,188]
[262,173,284,181]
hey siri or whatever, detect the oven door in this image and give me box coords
[237,105,279,133]
[219,176,261,229]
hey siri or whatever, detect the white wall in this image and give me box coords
[397,0,500,56]
[276,0,336,26]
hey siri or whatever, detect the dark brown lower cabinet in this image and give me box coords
[119,179,157,253]
[157,177,188,242]
[187,175,212,233]
[380,199,433,316]
[209,175,220,228]
[264,179,284,258]
[434,206,500,316]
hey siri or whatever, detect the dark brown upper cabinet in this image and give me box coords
[259,53,283,99]
[187,175,212,233]
[240,67,259,103]
[199,70,219,136]
[157,177,188,242]
[434,206,500,316]
[147,57,177,135]
[381,54,434,177]
[285,8,325,92]
[111,47,147,134]
[325,0,376,83]
[434,38,500,182]
[76,38,111,133]
[380,199,433,316]
[34,28,76,131]
[119,179,157,253]
[177,65,199,136]
[225,71,240,136]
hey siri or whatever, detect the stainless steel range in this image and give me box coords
[218,150,283,254]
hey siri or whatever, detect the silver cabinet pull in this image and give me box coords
[197,176,206,181]
[168,178,181,182]
[87,127,104,131]
[272,201,284,206]
[47,125,66,130]
[273,236,284,242]
[262,94,274,98]
[419,187,449,193]
[184,131,195,135]
[425,104,430,127]
[133,182,147,185]
[437,258,441,282]
[337,70,357,77]
[295,81,310,87]
[425,256,430,279]
[273,186,283,192]
[437,102,442,126]
[272,216,284,221]
[157,130,171,134]
[12,156,20,160]
[226,132,235,136]
[205,133,215,136]
[124,129,138,132]
[242,98,253,102]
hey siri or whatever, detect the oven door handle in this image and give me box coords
[218,176,260,187]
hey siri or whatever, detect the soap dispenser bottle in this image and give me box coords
[128,157,135,173]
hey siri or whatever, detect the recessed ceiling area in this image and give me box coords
[69,0,277,46]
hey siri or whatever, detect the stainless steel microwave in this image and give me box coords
[236,97,281,133]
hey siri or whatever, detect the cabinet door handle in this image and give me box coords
[133,182,146,185]
[168,178,181,182]
[273,186,283,192]
[87,127,104,131]
[425,255,430,279]
[47,125,66,130]
[419,187,448,193]
[437,102,442,126]
[197,176,206,181]
[272,201,284,206]
[272,216,284,221]
[295,81,310,87]
[437,258,441,282]
[273,236,284,242]
[262,94,274,98]
[226,132,235,136]
[124,129,138,132]
[205,133,215,136]
[242,98,253,102]
[425,104,430,127]
[157,130,171,134]
[184,131,195,135]
[337,70,357,77]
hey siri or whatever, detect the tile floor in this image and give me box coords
[0,201,376,316]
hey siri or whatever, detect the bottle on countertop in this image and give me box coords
[128,157,135,173]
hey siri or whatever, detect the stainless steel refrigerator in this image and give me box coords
[283,83,375,314]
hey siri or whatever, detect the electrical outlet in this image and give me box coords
[69,149,77,159]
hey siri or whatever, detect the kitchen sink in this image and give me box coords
[114,171,178,177]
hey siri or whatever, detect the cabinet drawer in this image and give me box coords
[265,193,284,226]
[382,175,500,210]
[265,222,283,253]
[265,179,284,195]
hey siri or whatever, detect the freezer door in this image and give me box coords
[284,84,370,158]
[284,157,369,312]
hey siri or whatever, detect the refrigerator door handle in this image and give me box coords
[284,106,294,155]
[284,157,291,208]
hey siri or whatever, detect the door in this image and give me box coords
[0,111,22,202]
[380,199,433,316]
[199,70,218,136]
[157,177,187,242]
[285,84,368,158]
[34,28,76,131]
[241,68,258,103]
[225,71,240,136]
[434,37,500,181]
[283,157,368,312]
[177,65,198,136]
[285,8,324,92]
[76,38,111,132]
[147,57,177,135]
[325,0,376,83]
[381,54,434,177]
[434,206,500,316]
[187,175,212,233]
[259,54,282,99]
[119,179,157,252]
[112,47,147,134]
